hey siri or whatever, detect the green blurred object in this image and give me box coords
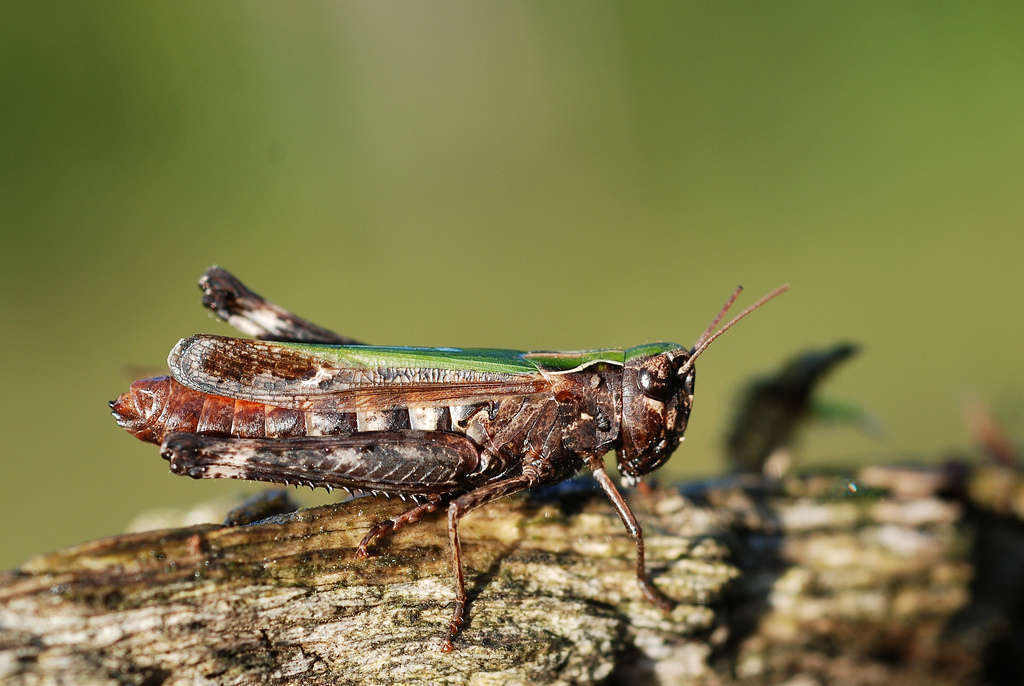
[726,343,870,474]
[2,1,1024,568]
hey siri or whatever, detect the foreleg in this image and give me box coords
[588,457,675,612]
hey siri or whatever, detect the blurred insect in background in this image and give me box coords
[726,342,878,477]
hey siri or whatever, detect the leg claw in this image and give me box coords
[439,601,466,652]
[641,582,676,614]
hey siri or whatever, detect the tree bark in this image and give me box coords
[0,464,1014,685]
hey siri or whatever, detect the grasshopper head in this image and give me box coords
[617,345,695,483]
[615,284,790,485]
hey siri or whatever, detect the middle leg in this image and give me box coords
[441,474,536,651]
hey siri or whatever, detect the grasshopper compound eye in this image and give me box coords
[637,356,673,400]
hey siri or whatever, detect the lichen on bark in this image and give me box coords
[1,465,1010,685]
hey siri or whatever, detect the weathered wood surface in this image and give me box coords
[1,464,1019,685]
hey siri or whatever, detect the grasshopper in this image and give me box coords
[111,266,788,650]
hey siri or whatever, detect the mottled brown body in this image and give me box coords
[117,377,359,444]
[111,266,787,650]
[113,361,624,494]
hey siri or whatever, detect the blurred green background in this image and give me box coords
[2,2,1022,569]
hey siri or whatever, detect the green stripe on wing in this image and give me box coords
[276,343,539,374]
[276,343,627,374]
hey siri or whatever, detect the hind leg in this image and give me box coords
[355,497,445,559]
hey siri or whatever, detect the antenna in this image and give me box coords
[693,285,743,351]
[678,284,790,376]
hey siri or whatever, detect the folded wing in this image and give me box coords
[168,335,552,412]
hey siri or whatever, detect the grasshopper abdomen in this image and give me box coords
[112,377,360,442]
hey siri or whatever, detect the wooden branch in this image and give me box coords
[0,484,736,685]
[0,465,1014,685]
